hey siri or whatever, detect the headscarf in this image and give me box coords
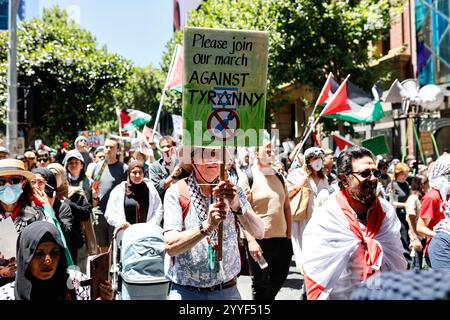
[14,221,75,300]
[124,161,149,223]
[47,163,69,199]
[428,154,450,202]
[32,167,57,199]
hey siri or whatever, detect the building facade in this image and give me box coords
[272,0,450,160]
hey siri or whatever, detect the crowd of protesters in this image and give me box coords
[0,133,449,301]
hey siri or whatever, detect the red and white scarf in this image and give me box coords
[302,189,407,300]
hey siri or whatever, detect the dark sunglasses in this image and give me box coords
[351,169,382,179]
[0,176,23,186]
[38,157,49,162]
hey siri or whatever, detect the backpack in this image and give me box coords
[177,178,191,222]
[244,167,285,190]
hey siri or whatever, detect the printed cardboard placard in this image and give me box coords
[182,27,268,147]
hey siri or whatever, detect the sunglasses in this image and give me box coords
[38,157,49,162]
[351,169,382,179]
[0,176,24,187]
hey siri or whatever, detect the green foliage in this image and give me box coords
[111,65,181,126]
[0,7,132,146]
[161,0,402,133]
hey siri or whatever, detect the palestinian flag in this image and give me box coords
[119,109,152,131]
[321,77,384,123]
[166,44,183,93]
[312,131,321,147]
[315,73,340,107]
[333,133,355,156]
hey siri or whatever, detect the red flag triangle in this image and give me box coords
[120,109,131,129]
[167,45,183,90]
[321,79,352,116]
[333,133,355,151]
[315,73,339,107]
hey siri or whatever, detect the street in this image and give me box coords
[237,257,303,300]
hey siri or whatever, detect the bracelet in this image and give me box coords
[231,206,243,216]
[198,222,210,236]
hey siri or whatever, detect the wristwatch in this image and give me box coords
[199,222,211,236]
[231,206,243,216]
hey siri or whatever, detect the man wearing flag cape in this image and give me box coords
[302,146,407,300]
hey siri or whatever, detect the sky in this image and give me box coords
[24,0,174,68]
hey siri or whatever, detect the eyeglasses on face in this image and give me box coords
[351,169,382,179]
[38,157,49,162]
[0,176,23,186]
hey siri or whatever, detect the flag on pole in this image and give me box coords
[142,125,154,142]
[333,133,355,156]
[312,132,321,147]
[166,44,183,93]
[321,77,384,123]
[119,109,152,132]
[315,73,340,107]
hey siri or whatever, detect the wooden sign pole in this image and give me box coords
[217,144,226,261]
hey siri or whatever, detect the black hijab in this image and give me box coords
[124,161,149,223]
[32,167,57,198]
[14,221,74,300]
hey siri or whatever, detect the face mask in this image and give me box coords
[0,184,24,205]
[161,147,176,164]
[310,159,323,172]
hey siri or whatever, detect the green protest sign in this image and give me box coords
[361,135,389,156]
[182,27,269,147]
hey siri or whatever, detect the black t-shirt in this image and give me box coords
[388,180,410,218]
[93,161,128,212]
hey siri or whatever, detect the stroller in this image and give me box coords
[111,223,170,300]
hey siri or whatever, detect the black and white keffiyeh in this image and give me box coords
[186,174,217,240]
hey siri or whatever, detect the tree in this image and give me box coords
[0,7,132,146]
[161,0,401,124]
[110,65,181,131]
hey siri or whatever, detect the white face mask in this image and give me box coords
[161,147,176,164]
[310,159,323,172]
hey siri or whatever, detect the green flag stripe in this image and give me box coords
[323,100,384,123]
